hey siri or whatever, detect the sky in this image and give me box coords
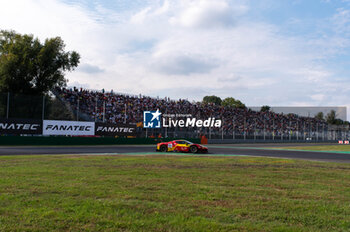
[1,0,350,111]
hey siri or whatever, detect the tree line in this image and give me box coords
[202,95,348,125]
[0,30,80,119]
[202,95,246,108]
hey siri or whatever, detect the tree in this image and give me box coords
[46,97,74,120]
[325,110,336,124]
[0,30,80,95]
[222,97,246,108]
[325,110,349,125]
[203,95,222,105]
[315,112,324,120]
[260,105,270,112]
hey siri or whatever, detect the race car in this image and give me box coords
[156,140,208,153]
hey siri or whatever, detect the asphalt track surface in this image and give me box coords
[0,143,349,163]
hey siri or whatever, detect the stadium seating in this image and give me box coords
[56,87,327,136]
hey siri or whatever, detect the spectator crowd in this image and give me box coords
[56,87,327,136]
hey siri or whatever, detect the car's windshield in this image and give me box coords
[183,140,193,144]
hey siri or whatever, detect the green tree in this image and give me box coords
[325,110,349,125]
[0,30,80,95]
[203,95,222,105]
[325,110,336,124]
[315,112,324,121]
[260,105,270,112]
[46,97,74,120]
[222,97,246,108]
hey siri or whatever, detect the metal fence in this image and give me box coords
[1,92,349,141]
[0,92,74,121]
[141,123,349,141]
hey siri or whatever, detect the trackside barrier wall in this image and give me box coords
[0,136,201,146]
[208,139,337,144]
[0,119,137,137]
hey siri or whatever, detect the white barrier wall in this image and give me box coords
[43,120,95,136]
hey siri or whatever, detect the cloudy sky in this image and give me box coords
[1,0,350,109]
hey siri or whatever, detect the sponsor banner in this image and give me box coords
[339,140,344,144]
[95,122,137,136]
[43,120,95,136]
[0,118,42,134]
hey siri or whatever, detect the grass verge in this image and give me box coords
[272,145,350,152]
[0,155,349,231]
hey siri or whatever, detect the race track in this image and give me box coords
[0,143,349,163]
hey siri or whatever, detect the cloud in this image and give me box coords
[152,54,218,75]
[332,7,350,36]
[169,0,247,28]
[310,94,326,101]
[78,64,105,74]
[1,0,350,117]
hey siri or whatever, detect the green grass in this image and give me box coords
[273,145,350,152]
[0,155,349,231]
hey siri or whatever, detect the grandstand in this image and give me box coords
[56,87,336,140]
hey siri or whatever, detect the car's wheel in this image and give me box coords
[190,146,198,153]
[160,145,168,152]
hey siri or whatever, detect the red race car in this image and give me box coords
[156,140,208,153]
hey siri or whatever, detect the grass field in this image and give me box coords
[273,145,350,152]
[0,155,349,231]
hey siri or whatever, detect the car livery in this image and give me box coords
[156,140,208,153]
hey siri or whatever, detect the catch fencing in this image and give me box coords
[141,123,349,141]
[0,92,348,141]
